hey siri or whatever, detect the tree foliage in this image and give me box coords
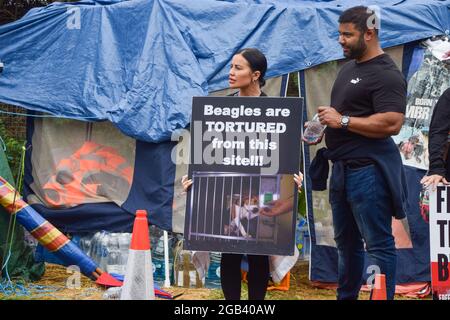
[0,0,77,25]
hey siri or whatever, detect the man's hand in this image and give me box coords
[318,106,342,129]
[420,174,449,191]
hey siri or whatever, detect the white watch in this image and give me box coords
[340,115,350,129]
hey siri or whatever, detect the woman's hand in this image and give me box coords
[181,175,193,192]
[420,174,449,191]
[294,172,304,192]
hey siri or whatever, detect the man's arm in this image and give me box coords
[347,112,404,138]
[317,106,404,138]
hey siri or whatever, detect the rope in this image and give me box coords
[0,278,65,299]
[0,143,29,297]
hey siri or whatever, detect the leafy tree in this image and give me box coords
[0,0,77,25]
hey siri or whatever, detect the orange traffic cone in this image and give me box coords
[370,274,387,300]
[120,210,155,300]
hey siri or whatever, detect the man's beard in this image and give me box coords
[343,35,367,60]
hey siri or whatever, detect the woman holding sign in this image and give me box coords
[182,48,304,300]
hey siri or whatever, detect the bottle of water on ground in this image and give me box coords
[102,286,122,300]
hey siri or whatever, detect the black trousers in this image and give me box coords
[220,253,270,300]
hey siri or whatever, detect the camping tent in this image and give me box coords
[1,0,450,292]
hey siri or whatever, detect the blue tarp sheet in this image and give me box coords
[1,0,449,142]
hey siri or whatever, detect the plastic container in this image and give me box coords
[302,228,311,260]
[106,233,122,274]
[78,229,175,283]
[205,252,221,289]
[118,233,131,268]
[102,287,122,300]
[296,217,311,260]
[303,114,326,144]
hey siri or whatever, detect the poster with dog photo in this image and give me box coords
[183,96,303,256]
[393,47,450,170]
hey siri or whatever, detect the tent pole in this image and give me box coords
[163,231,170,287]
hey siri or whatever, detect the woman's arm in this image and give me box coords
[421,89,450,189]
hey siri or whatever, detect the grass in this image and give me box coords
[0,261,428,300]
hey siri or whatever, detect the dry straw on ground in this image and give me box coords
[0,261,423,300]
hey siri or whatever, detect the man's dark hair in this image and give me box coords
[339,6,379,35]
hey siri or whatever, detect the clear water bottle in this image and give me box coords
[102,287,122,300]
[303,113,326,144]
[98,232,110,271]
[79,234,93,258]
[303,228,311,260]
[90,231,104,266]
[107,233,122,274]
[119,233,131,269]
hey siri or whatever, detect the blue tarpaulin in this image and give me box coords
[1,0,449,142]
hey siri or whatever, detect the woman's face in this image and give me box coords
[229,54,259,89]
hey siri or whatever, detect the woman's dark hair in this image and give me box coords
[236,48,267,87]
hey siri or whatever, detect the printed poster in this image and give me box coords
[429,184,450,300]
[393,49,450,170]
[184,96,303,256]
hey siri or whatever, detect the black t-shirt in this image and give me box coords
[325,54,407,152]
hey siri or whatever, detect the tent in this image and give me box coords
[1,0,450,293]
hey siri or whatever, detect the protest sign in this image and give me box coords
[184,96,302,255]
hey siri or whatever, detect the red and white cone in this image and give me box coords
[370,274,387,300]
[120,209,155,300]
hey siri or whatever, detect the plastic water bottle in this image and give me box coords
[90,231,103,266]
[302,228,311,260]
[99,232,110,271]
[303,114,326,144]
[119,233,131,269]
[107,233,121,274]
[102,287,122,300]
[79,236,92,258]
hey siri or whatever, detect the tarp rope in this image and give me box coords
[1,142,26,296]
[0,108,98,120]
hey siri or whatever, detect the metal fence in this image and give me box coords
[0,104,26,140]
[188,172,281,244]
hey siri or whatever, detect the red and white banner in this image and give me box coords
[429,184,450,300]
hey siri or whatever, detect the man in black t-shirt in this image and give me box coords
[307,6,406,300]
